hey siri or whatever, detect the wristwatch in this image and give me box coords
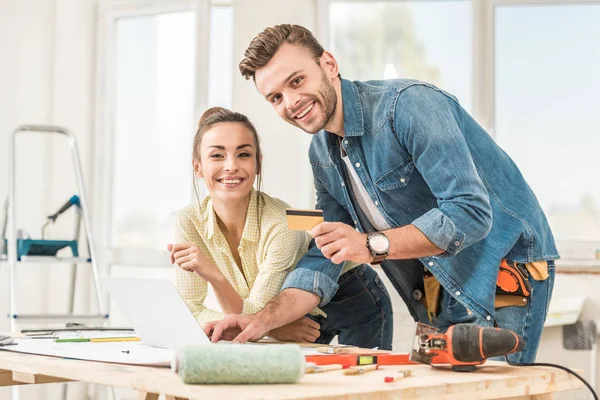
[366,232,390,265]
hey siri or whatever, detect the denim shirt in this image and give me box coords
[281,78,559,324]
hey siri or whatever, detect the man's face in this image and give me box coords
[255,43,337,134]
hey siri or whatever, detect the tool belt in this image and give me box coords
[421,259,550,319]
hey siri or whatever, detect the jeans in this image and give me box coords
[309,264,393,350]
[401,260,556,363]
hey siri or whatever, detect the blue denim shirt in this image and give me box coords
[281,78,559,323]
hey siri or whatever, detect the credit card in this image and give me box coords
[285,209,324,231]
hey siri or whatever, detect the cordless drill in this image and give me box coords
[410,322,525,372]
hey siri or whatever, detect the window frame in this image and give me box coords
[481,0,600,136]
[93,0,230,268]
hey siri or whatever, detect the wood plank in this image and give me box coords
[0,351,584,399]
[11,371,72,384]
[502,395,553,400]
[0,369,24,387]
[165,396,189,400]
[137,392,159,400]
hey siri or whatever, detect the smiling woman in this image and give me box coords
[168,107,320,342]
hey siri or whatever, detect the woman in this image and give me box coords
[168,107,392,348]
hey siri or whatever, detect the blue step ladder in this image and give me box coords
[1,125,109,332]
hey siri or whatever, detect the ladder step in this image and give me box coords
[10,314,109,321]
[18,256,92,264]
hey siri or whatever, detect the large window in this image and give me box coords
[326,0,472,111]
[112,11,196,250]
[324,0,600,264]
[494,3,600,259]
[96,1,233,267]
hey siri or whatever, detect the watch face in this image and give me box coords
[369,234,389,253]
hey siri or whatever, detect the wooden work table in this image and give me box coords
[0,349,584,400]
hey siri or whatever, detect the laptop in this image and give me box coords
[100,275,211,350]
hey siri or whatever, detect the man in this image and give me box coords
[206,25,557,363]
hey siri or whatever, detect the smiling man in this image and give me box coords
[205,25,558,363]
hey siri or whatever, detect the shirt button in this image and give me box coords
[486,315,492,321]
[344,140,349,145]
[375,201,379,206]
[428,261,433,267]
[455,291,461,296]
[341,182,345,187]
[355,162,360,168]
[400,178,406,183]
[412,289,423,301]
[455,241,460,246]
[353,220,358,225]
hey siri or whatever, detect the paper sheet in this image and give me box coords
[1,338,174,367]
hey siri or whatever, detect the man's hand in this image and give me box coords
[167,243,222,283]
[269,317,321,343]
[311,222,372,264]
[204,314,268,343]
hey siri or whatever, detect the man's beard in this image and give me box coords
[294,72,337,134]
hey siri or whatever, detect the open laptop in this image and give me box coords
[100,275,210,350]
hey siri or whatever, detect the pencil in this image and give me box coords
[90,337,140,343]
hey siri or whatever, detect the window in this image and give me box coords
[96,1,234,266]
[494,3,600,259]
[208,6,233,108]
[323,0,600,263]
[326,1,472,111]
[112,11,196,250]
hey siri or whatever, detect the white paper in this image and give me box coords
[2,338,174,367]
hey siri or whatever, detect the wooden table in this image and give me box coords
[0,350,584,400]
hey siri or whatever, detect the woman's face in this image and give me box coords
[194,122,258,203]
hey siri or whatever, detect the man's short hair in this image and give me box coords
[239,24,324,81]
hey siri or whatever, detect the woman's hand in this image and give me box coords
[268,317,321,343]
[168,243,222,283]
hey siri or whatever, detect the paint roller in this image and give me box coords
[172,344,305,384]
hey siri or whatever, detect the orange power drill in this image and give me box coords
[410,322,525,372]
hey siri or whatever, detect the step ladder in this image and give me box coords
[2,125,108,332]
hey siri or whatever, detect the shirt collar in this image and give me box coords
[205,189,260,243]
[240,189,260,243]
[340,78,365,137]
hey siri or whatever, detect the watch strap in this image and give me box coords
[370,253,387,265]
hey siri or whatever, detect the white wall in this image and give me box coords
[0,0,97,398]
[232,0,316,209]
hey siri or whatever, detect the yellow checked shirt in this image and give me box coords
[175,190,356,327]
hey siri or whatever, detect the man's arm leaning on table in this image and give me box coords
[205,172,355,342]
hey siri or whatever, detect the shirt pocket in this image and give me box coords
[374,157,415,191]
